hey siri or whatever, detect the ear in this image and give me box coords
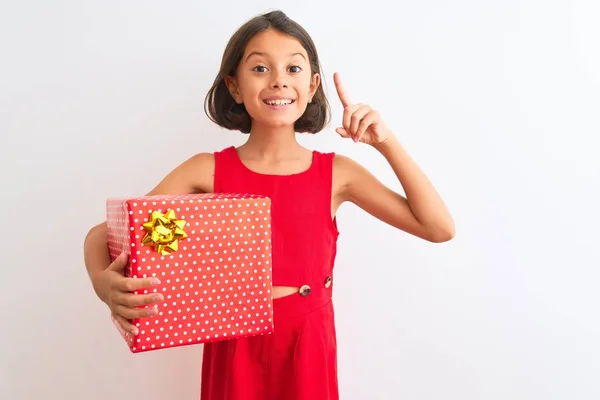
[224,75,243,104]
[308,72,320,102]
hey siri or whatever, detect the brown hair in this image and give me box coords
[204,10,331,134]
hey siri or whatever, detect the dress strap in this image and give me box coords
[309,150,339,235]
[213,146,239,193]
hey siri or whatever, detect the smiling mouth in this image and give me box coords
[263,99,296,106]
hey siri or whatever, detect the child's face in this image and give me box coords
[226,29,319,131]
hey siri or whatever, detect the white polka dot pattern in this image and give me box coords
[106,193,273,353]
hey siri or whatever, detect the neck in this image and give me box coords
[241,122,304,160]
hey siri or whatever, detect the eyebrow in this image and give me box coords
[244,51,306,62]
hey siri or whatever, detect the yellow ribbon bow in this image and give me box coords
[141,209,188,255]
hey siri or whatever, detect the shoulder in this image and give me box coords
[187,151,216,168]
[310,150,366,184]
[184,144,238,168]
[332,153,368,180]
[146,151,219,195]
[175,151,216,177]
[331,153,379,203]
[332,153,358,168]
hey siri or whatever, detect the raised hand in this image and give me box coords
[333,72,393,146]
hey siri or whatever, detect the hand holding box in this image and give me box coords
[106,193,274,353]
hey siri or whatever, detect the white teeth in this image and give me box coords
[265,99,293,105]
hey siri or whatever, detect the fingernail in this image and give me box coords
[148,306,158,316]
[131,327,138,335]
[153,294,163,302]
[151,278,161,285]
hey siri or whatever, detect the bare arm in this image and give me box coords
[84,152,215,288]
[335,138,455,243]
[83,152,215,333]
[84,222,112,301]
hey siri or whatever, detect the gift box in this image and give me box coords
[106,193,274,353]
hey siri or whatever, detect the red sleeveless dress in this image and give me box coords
[200,146,340,400]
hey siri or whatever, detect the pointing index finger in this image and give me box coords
[334,72,351,108]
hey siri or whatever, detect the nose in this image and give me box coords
[269,69,288,89]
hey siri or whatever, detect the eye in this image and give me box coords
[288,65,302,73]
[252,65,269,73]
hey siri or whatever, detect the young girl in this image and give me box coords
[84,10,454,400]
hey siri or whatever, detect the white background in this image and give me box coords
[1,1,599,399]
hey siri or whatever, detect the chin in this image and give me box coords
[251,113,303,130]
[261,119,298,130]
